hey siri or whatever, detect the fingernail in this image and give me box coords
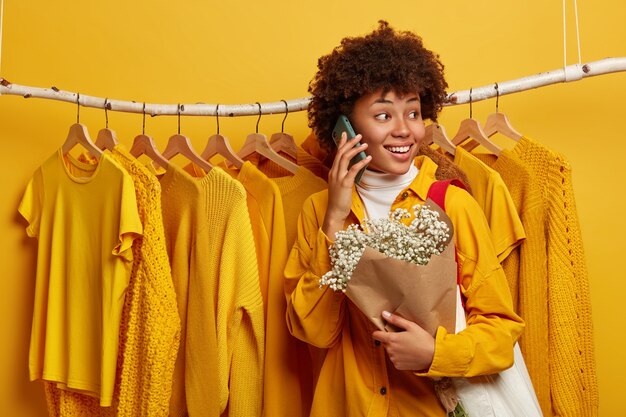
[382,311,391,319]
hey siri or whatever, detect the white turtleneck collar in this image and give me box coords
[356,164,419,220]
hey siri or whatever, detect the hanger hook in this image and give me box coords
[76,92,81,124]
[104,98,109,128]
[255,102,262,134]
[177,103,182,135]
[469,88,473,119]
[494,82,500,113]
[280,99,288,133]
[142,102,146,135]
[215,103,220,134]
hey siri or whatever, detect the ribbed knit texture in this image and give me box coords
[269,167,328,250]
[512,136,598,417]
[159,163,218,417]
[473,149,550,415]
[181,166,265,417]
[44,148,180,416]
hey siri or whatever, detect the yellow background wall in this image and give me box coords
[1,1,624,415]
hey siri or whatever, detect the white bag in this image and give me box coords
[453,288,544,417]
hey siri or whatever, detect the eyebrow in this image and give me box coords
[373,96,420,104]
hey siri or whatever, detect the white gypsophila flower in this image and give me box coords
[319,204,451,292]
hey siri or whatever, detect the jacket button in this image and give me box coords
[401,191,409,199]
[380,386,387,395]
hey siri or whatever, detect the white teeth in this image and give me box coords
[386,146,410,153]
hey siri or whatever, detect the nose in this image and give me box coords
[391,118,410,138]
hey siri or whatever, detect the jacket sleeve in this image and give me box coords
[418,186,525,378]
[284,194,347,348]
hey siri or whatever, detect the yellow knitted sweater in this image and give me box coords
[176,166,265,417]
[512,136,598,417]
[473,149,550,415]
[45,147,180,417]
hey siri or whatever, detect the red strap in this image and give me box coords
[426,178,467,211]
[426,179,467,305]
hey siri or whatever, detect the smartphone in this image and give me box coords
[332,115,368,185]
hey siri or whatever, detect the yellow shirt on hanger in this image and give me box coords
[452,146,526,264]
[285,155,524,417]
[19,150,142,407]
[44,147,181,417]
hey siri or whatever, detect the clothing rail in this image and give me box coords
[1,57,625,117]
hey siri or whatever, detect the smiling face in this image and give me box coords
[349,89,426,175]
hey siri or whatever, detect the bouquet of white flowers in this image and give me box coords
[321,199,468,416]
[320,200,458,335]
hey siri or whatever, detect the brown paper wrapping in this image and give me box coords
[344,199,457,335]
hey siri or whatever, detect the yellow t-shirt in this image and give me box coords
[453,146,526,263]
[285,155,524,417]
[19,150,142,406]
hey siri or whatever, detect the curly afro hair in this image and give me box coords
[308,20,448,153]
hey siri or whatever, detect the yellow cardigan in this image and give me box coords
[285,155,524,417]
[512,136,598,417]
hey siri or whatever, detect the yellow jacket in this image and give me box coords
[285,155,524,417]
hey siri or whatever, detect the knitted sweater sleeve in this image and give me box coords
[217,188,265,417]
[514,137,598,417]
[546,151,598,417]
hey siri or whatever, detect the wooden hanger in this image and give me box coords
[201,104,244,169]
[95,99,118,151]
[61,93,103,159]
[96,128,118,151]
[130,134,169,169]
[269,100,298,159]
[129,104,169,169]
[237,103,299,174]
[424,122,456,155]
[483,84,522,142]
[162,104,213,173]
[451,88,502,155]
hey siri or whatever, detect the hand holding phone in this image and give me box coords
[332,115,368,185]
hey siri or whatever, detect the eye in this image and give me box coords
[408,110,420,119]
[374,113,390,121]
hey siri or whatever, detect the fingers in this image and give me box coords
[329,133,370,185]
[382,310,414,331]
[372,330,388,344]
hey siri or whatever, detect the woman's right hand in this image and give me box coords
[322,132,371,239]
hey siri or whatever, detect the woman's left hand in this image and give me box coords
[372,311,435,372]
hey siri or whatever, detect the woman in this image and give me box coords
[284,21,524,417]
